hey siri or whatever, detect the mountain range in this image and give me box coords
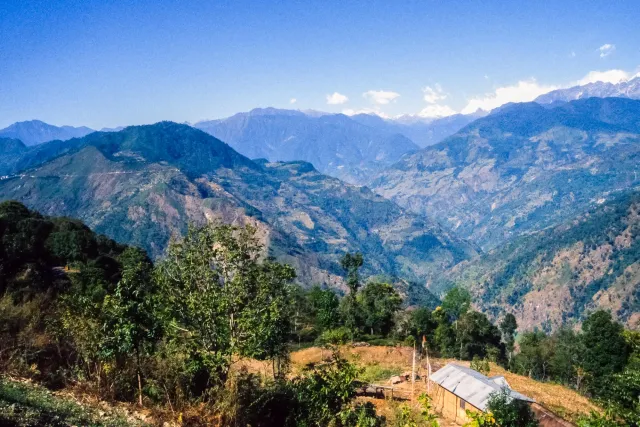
[194,108,480,184]
[535,76,640,104]
[1,84,640,331]
[0,120,95,146]
[370,97,640,250]
[0,123,473,289]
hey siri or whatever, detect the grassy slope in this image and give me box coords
[0,377,145,427]
[286,346,600,424]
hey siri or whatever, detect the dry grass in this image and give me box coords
[284,346,600,425]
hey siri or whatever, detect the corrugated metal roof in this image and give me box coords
[430,363,534,411]
[489,375,510,388]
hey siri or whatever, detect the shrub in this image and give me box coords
[470,356,490,376]
[317,327,353,345]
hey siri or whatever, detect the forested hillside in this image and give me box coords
[1,203,637,426]
[371,97,640,250]
[0,122,474,288]
[440,190,640,331]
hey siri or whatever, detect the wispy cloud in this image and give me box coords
[363,90,400,105]
[326,92,349,105]
[417,84,456,117]
[423,84,447,104]
[599,44,615,58]
[461,79,557,114]
[290,98,297,104]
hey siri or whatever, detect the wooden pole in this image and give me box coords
[411,342,416,402]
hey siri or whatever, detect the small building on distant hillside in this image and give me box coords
[429,363,535,424]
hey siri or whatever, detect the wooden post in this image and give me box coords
[411,342,416,402]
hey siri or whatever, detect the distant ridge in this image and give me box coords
[0,120,94,146]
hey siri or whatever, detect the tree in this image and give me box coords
[358,282,402,336]
[155,224,296,390]
[340,253,364,339]
[581,311,629,392]
[307,285,340,331]
[432,307,456,357]
[290,354,384,426]
[409,307,438,346]
[499,314,517,367]
[442,287,471,321]
[514,331,552,380]
[486,388,538,427]
[101,247,159,405]
[548,327,584,387]
[456,311,503,361]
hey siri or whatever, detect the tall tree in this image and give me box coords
[101,247,159,406]
[156,224,296,388]
[358,282,402,335]
[500,313,518,367]
[306,285,340,331]
[441,287,471,321]
[581,311,629,391]
[456,311,503,361]
[340,252,363,339]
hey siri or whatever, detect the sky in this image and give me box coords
[1,0,639,129]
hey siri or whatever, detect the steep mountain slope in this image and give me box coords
[0,120,94,146]
[535,76,640,104]
[0,122,474,287]
[194,108,419,184]
[0,138,28,173]
[440,191,640,331]
[371,97,640,249]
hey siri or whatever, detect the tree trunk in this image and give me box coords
[136,348,143,407]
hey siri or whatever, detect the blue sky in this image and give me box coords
[1,0,639,128]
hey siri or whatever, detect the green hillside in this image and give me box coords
[0,122,474,288]
[440,190,640,331]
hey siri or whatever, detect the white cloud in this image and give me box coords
[326,92,349,105]
[599,44,615,58]
[423,84,447,104]
[461,79,557,114]
[570,51,576,58]
[289,98,297,104]
[363,90,400,105]
[577,69,631,85]
[417,104,457,118]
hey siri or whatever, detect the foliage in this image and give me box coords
[581,311,630,392]
[290,354,384,426]
[499,314,517,367]
[341,252,364,339]
[456,311,503,361]
[156,224,296,388]
[464,410,496,427]
[358,282,402,336]
[486,388,539,427]
[470,356,490,376]
[441,287,471,321]
[318,327,353,345]
[100,247,160,404]
[306,285,341,331]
